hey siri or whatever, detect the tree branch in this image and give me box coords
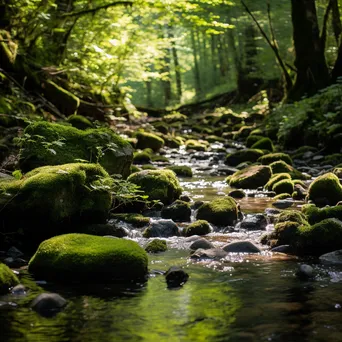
[321,0,333,51]
[60,1,133,18]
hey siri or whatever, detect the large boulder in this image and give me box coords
[184,220,211,237]
[196,197,238,226]
[161,200,191,222]
[0,263,19,295]
[19,121,133,177]
[143,219,180,238]
[228,165,272,189]
[307,173,342,206]
[303,205,342,225]
[251,137,274,152]
[258,153,293,166]
[136,132,164,152]
[225,149,264,166]
[28,234,148,281]
[127,169,182,205]
[0,163,112,239]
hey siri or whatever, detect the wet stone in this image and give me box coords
[319,250,342,265]
[31,293,67,317]
[296,264,315,280]
[272,199,294,209]
[7,247,24,259]
[238,214,267,231]
[271,245,293,254]
[190,248,227,260]
[165,266,189,288]
[222,241,261,254]
[144,219,180,238]
[11,284,27,295]
[189,238,214,251]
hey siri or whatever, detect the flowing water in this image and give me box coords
[1,146,342,341]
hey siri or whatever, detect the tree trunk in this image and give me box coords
[191,29,202,96]
[168,27,182,101]
[287,0,330,101]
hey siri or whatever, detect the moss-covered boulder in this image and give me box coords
[161,200,191,222]
[265,173,291,190]
[166,165,193,177]
[246,135,264,148]
[269,161,306,180]
[136,132,164,152]
[0,163,112,237]
[0,263,19,295]
[133,152,151,164]
[127,169,182,205]
[225,149,264,166]
[185,139,208,151]
[111,213,150,227]
[184,220,211,237]
[28,234,148,281]
[196,197,238,226]
[333,168,342,178]
[251,137,274,152]
[228,165,272,189]
[272,179,294,195]
[19,121,133,177]
[295,219,342,255]
[145,239,167,253]
[273,193,292,200]
[66,115,93,130]
[307,173,342,206]
[43,80,80,116]
[302,205,342,225]
[276,210,308,225]
[258,153,293,166]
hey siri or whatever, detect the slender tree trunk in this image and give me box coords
[287,0,330,101]
[146,81,153,107]
[210,34,218,85]
[168,28,182,101]
[191,29,202,96]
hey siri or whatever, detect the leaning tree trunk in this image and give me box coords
[287,0,330,102]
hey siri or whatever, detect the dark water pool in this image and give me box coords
[2,249,342,342]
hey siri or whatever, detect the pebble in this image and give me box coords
[296,264,315,280]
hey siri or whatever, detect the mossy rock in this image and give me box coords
[273,193,292,200]
[151,121,169,134]
[0,163,112,238]
[28,233,148,281]
[43,80,80,116]
[251,138,274,152]
[273,179,294,195]
[19,121,133,177]
[295,218,342,255]
[228,165,272,189]
[110,213,150,227]
[246,135,264,148]
[166,165,193,178]
[136,132,164,152]
[228,189,246,199]
[333,168,342,178]
[276,210,308,225]
[66,115,93,130]
[206,135,225,143]
[225,149,264,166]
[307,173,342,206]
[162,112,187,123]
[145,239,167,253]
[271,221,302,247]
[302,205,342,225]
[269,161,306,180]
[0,263,19,295]
[323,154,342,166]
[185,139,208,152]
[151,155,170,163]
[196,197,238,226]
[163,136,182,148]
[141,164,157,170]
[133,152,151,164]
[258,153,293,166]
[265,173,291,191]
[291,146,318,159]
[130,165,142,174]
[184,220,211,237]
[161,200,191,222]
[127,169,182,205]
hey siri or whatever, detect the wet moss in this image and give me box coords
[273,193,292,200]
[302,205,342,225]
[196,197,238,226]
[28,233,148,281]
[269,161,306,180]
[228,165,272,189]
[141,164,157,170]
[166,165,193,178]
[133,152,152,164]
[276,210,308,225]
[161,200,191,222]
[0,263,19,295]
[225,149,264,166]
[258,153,293,166]
[272,179,294,195]
[145,239,167,253]
[265,173,291,190]
[136,132,164,152]
[184,220,211,237]
[162,112,187,123]
[246,135,264,148]
[251,138,274,152]
[127,169,182,205]
[185,139,208,152]
[66,115,93,130]
[110,213,150,227]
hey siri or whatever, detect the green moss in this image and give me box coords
[185,139,208,152]
[166,165,193,177]
[272,221,302,246]
[302,205,342,225]
[133,152,152,164]
[66,115,93,130]
[273,193,292,200]
[291,146,318,159]
[206,135,225,143]
[151,121,169,134]
[323,154,342,166]
[0,163,112,231]
[145,239,167,253]
[251,138,274,152]
[228,165,272,189]
[136,132,164,151]
[276,210,308,225]
[333,168,342,178]
[293,179,306,187]
[184,220,211,237]
[269,161,306,179]
[163,136,182,148]
[307,173,342,206]
[28,233,148,281]
[225,149,264,166]
[258,153,293,166]
[162,112,187,123]
[196,197,238,226]
[151,155,170,163]
[272,179,294,195]
[246,135,264,148]
[127,169,182,205]
[141,164,157,170]
[20,121,133,177]
[130,165,142,174]
[111,213,150,227]
[265,173,291,190]
[0,263,19,295]
[296,218,342,255]
[161,200,191,222]
[44,80,80,116]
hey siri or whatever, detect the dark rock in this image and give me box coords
[296,264,315,280]
[265,208,281,215]
[165,267,189,288]
[143,219,180,238]
[192,200,204,210]
[161,200,191,222]
[319,250,342,265]
[272,199,294,209]
[7,246,24,259]
[3,257,27,268]
[190,248,227,260]
[189,238,214,251]
[83,223,128,238]
[31,293,67,317]
[11,284,26,295]
[228,189,246,199]
[222,241,261,253]
[180,194,192,202]
[271,245,293,254]
[239,214,267,231]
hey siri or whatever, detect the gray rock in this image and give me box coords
[190,248,227,260]
[3,257,27,268]
[184,235,201,242]
[192,200,204,210]
[180,194,192,202]
[271,245,292,254]
[222,241,261,254]
[7,246,24,259]
[296,264,315,280]
[319,250,342,265]
[11,284,27,295]
[265,208,281,215]
[272,199,294,209]
[143,219,180,238]
[190,238,214,251]
[239,214,267,231]
[216,166,238,176]
[31,293,67,317]
[165,266,189,288]
[228,189,246,199]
